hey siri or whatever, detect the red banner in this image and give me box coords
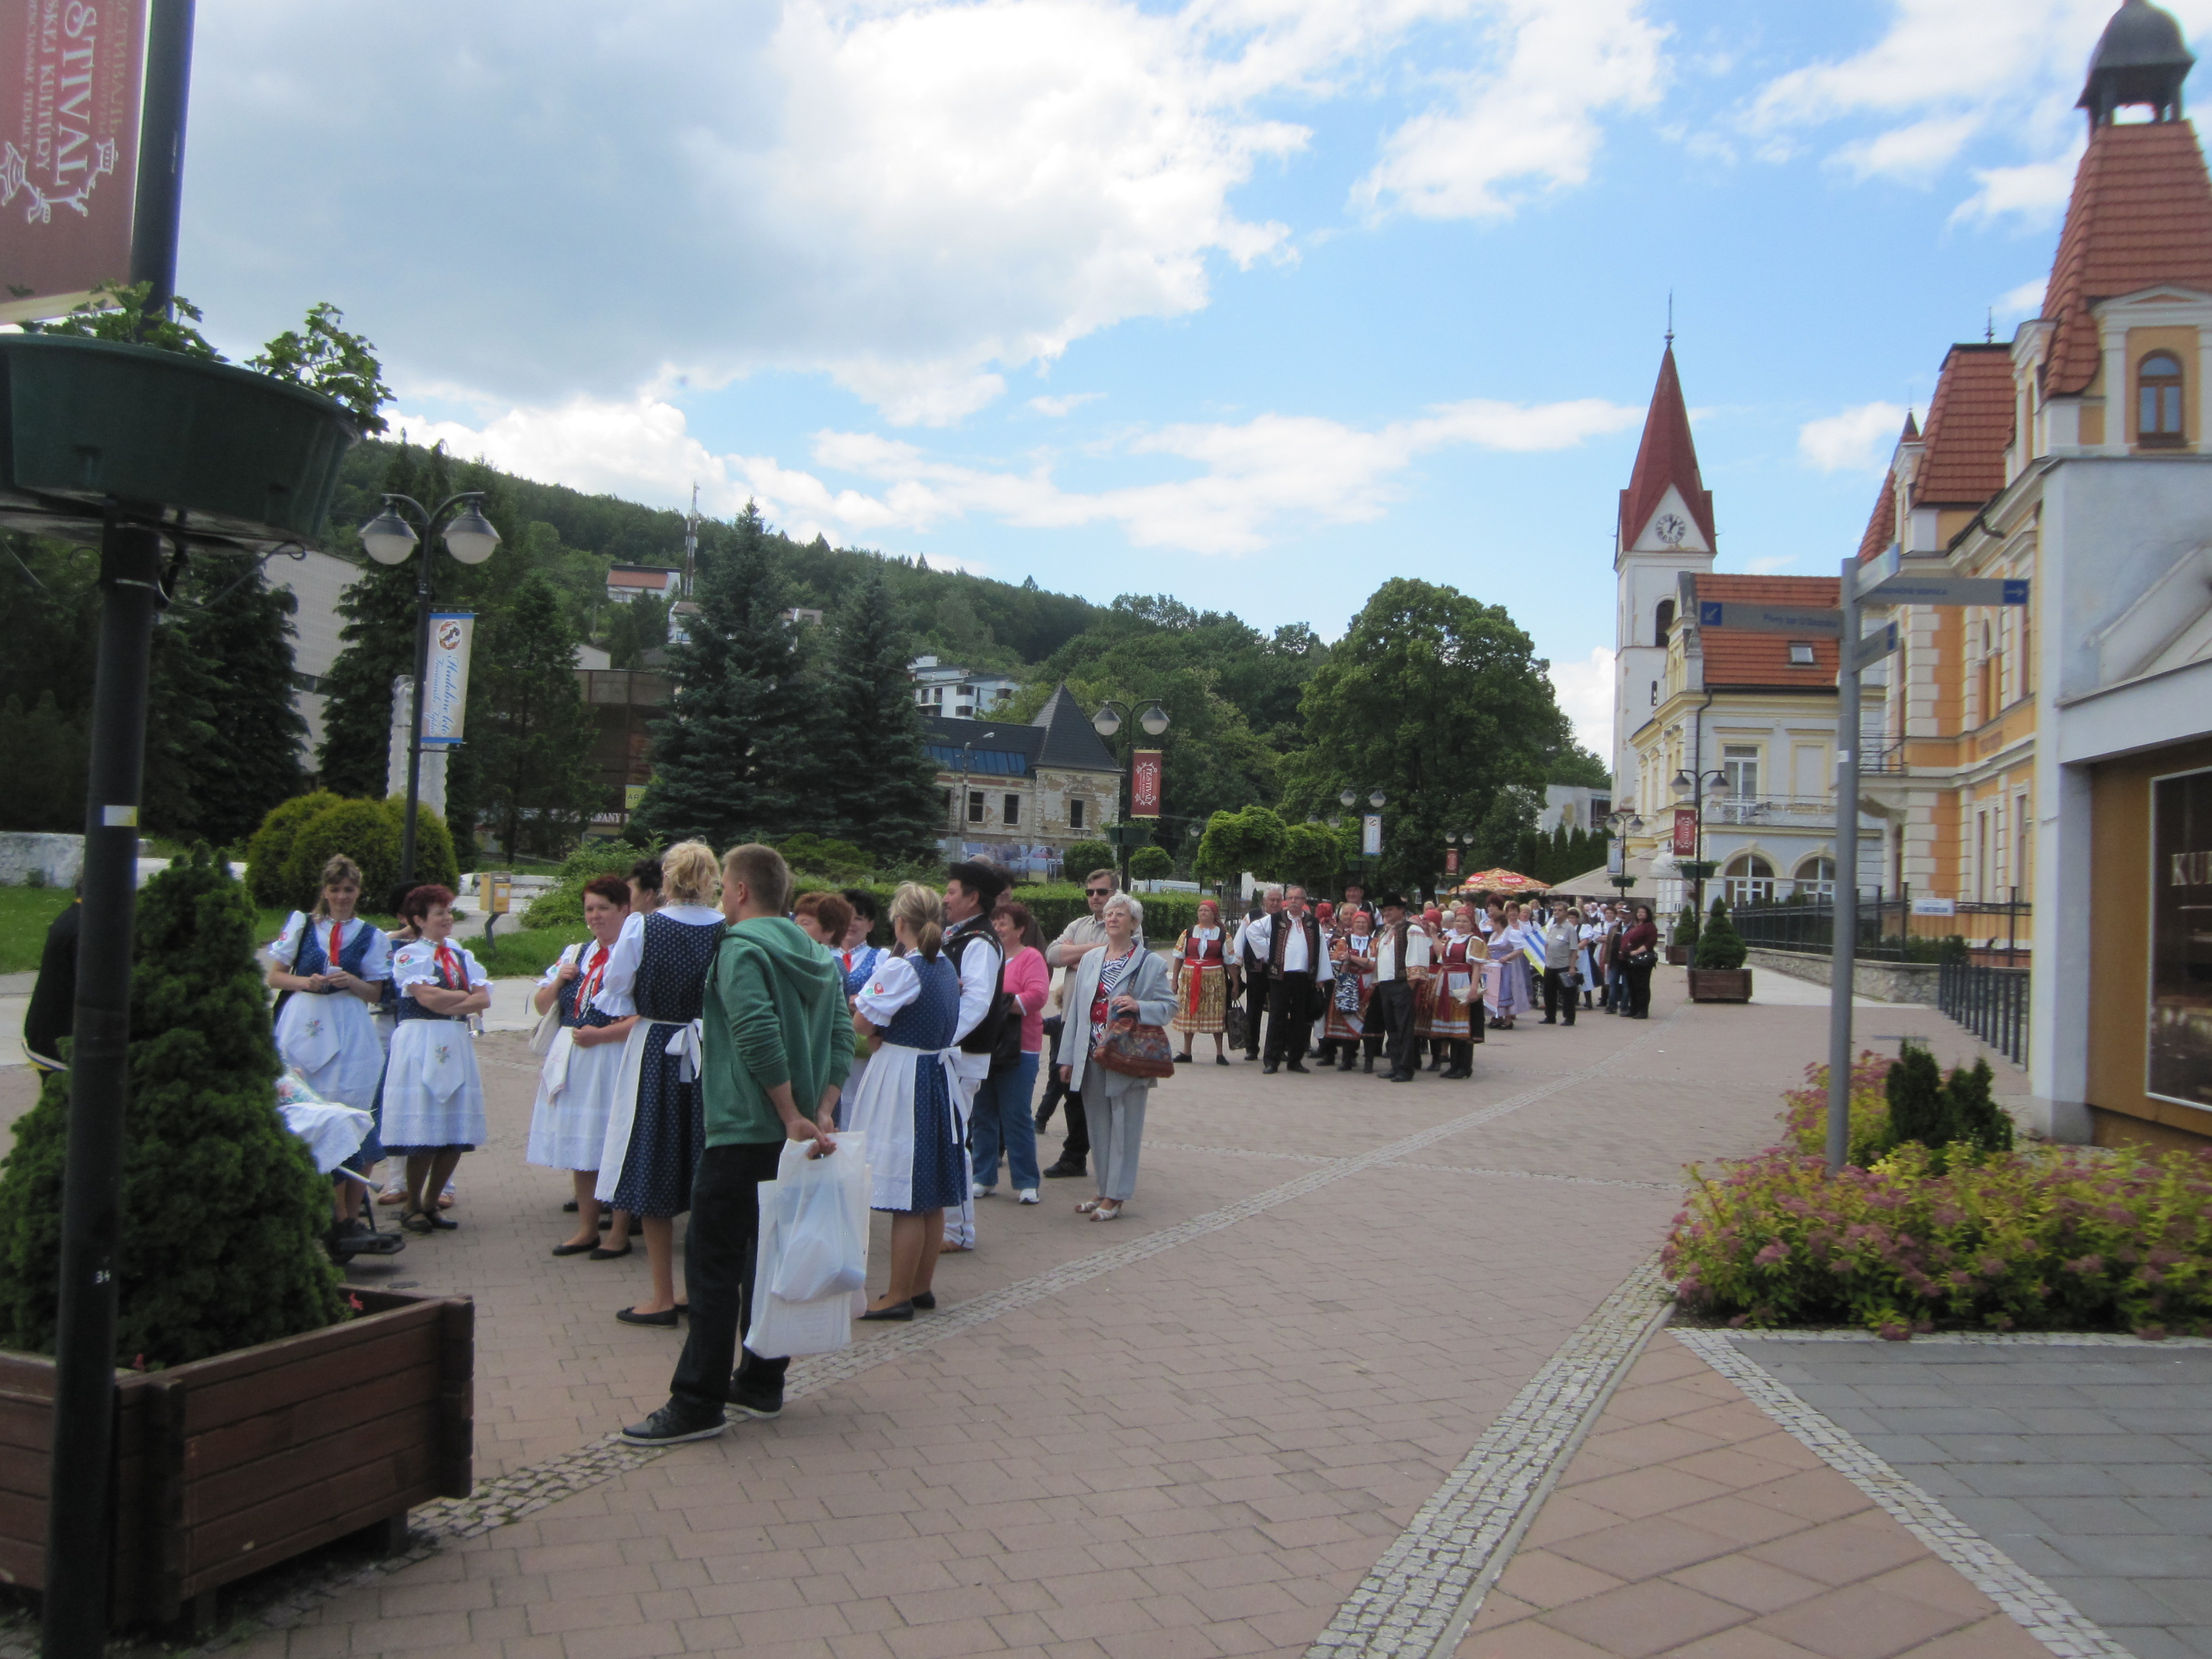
[1130,749,1162,818]
[1,0,146,322]
[1672,806,1699,857]
[1445,847,1460,875]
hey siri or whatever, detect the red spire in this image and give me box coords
[1617,345,1715,551]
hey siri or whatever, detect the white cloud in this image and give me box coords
[1797,400,1910,474]
[1953,145,2085,227]
[1028,393,1106,416]
[396,388,1639,555]
[1995,275,2048,320]
[1545,645,1614,764]
[1355,0,1667,220]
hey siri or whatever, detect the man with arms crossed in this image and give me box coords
[1041,868,1115,1177]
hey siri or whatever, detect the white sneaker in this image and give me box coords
[972,1182,992,1198]
[1016,1188,1040,1204]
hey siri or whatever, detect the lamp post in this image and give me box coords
[1604,809,1645,895]
[358,493,502,888]
[1669,767,1729,916]
[1338,787,1387,886]
[1092,698,1169,885]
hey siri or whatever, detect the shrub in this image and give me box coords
[269,795,459,914]
[776,832,874,883]
[1694,895,1747,970]
[1885,1040,1951,1150]
[1947,1057,2014,1157]
[0,846,345,1363]
[1675,902,1700,959]
[245,790,341,907]
[1062,841,1117,880]
[1130,846,1173,881]
[1782,1052,1898,1169]
[524,838,654,929]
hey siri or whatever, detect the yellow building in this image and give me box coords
[1854,0,2212,1146]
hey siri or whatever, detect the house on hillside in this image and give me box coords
[910,655,1020,719]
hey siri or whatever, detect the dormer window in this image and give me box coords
[2139,351,2185,445]
[1788,641,1815,666]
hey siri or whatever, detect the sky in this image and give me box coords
[175,0,2212,760]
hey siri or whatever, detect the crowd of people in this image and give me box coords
[249,842,1658,1446]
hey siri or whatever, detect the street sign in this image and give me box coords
[1863,573,2029,607]
[1855,545,1902,599]
[1911,896,1957,916]
[1851,622,1900,670]
[1697,600,1843,637]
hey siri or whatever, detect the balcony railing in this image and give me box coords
[1702,795,1838,827]
[1859,734,1907,775]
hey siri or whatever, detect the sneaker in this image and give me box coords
[619,1402,727,1445]
[1016,1188,1040,1204]
[972,1182,992,1198]
[729,1389,782,1422]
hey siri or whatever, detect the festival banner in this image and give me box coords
[1130,748,1162,818]
[1671,806,1698,857]
[421,612,474,747]
[1,0,148,322]
[1361,814,1383,857]
[1445,847,1460,875]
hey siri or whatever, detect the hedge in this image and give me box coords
[247,793,459,914]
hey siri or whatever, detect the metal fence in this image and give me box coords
[1939,957,2030,1068]
[1730,891,2031,963]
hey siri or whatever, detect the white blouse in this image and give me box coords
[392,938,489,1001]
[265,912,391,980]
[854,951,922,1026]
[592,904,724,1018]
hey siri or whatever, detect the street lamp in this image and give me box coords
[1669,768,1730,913]
[358,492,502,888]
[1091,698,1171,883]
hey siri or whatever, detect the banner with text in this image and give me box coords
[1672,806,1698,857]
[421,612,474,746]
[1,0,147,322]
[1130,748,1162,817]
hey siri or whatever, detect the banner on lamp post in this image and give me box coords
[0,0,148,323]
[421,613,474,747]
[1361,814,1383,857]
[1130,749,1162,818]
[1671,806,1698,857]
[1607,837,1625,877]
[1445,847,1460,875]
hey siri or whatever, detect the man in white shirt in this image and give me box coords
[1231,886,1281,1062]
[1368,893,1432,1082]
[1039,868,1116,1177]
[1242,885,1333,1074]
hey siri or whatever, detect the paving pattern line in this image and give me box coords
[1144,1138,1681,1192]
[1305,1257,1676,1659]
[1674,1328,2138,1659]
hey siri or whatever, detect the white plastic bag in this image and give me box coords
[745,1133,870,1359]
[770,1144,866,1302]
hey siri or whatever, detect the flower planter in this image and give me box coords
[1665,945,1689,966]
[1688,968,1754,1003]
[0,1287,470,1632]
[0,335,357,551]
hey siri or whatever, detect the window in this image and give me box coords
[967,790,985,825]
[1723,744,1760,799]
[1003,792,1020,826]
[1723,852,1776,907]
[1650,679,1658,707]
[1655,599,1674,645]
[2140,351,2184,442]
[1787,641,1815,666]
[1792,855,1837,902]
[1069,798,1086,830]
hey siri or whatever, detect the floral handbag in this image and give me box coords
[1092,1014,1177,1079]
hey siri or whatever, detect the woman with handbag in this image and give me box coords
[1620,904,1661,1019]
[527,875,639,1258]
[1056,893,1174,1223]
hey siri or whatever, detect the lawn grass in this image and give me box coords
[0,886,72,975]
[476,924,589,980]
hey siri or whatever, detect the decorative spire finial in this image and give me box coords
[1665,290,1674,348]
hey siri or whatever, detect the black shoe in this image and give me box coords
[1043,1161,1087,1179]
[1285,1061,1309,1074]
[1175,1053,1192,1064]
[1215,1055,1230,1067]
[1337,1053,1354,1072]
[1262,1061,1279,1074]
[551,1240,598,1256]
[729,1389,782,1421]
[1386,1071,1413,1083]
[860,1300,914,1322]
[562,1199,580,1212]
[619,1402,726,1445]
[1539,1016,1556,1025]
[1444,1067,1472,1080]
[911,1291,937,1310]
[616,1306,680,1327]
[1362,1055,1375,1073]
[589,1242,633,1260]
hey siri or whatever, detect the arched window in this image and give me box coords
[1655,599,1675,645]
[1723,851,1776,907]
[1792,855,1837,902]
[2140,351,2185,443]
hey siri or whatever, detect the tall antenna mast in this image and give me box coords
[683,484,699,599]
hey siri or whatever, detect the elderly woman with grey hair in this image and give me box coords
[1055,892,1174,1222]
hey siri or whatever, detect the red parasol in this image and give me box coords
[1455,868,1548,895]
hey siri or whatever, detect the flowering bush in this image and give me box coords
[1781,1052,1898,1166]
[1667,1130,2212,1338]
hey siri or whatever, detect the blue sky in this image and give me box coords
[175,0,2212,754]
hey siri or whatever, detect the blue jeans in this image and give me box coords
[971,1052,1041,1190]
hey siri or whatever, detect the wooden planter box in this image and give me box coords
[0,1287,471,1631]
[1688,968,1754,1003]
[1666,945,1689,966]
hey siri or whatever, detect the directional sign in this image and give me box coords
[1697,600,1842,637]
[1852,622,1900,671]
[1855,546,1902,600]
[1864,573,2030,607]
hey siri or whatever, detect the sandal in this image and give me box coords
[1091,1202,1122,1222]
[1076,1199,1100,1214]
[400,1209,434,1234]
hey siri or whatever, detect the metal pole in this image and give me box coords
[1827,557,1861,1174]
[398,532,432,887]
[43,520,163,1658]
[126,0,195,316]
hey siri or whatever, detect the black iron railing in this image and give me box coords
[1939,957,2030,1067]
[1732,890,2031,964]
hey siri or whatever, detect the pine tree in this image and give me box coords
[169,562,308,847]
[0,846,345,1363]
[816,565,941,860]
[634,503,827,846]
[1942,1057,2013,1157]
[472,572,599,857]
[1694,894,1747,969]
[1884,1040,1953,1151]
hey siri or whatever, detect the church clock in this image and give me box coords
[1653,512,1688,547]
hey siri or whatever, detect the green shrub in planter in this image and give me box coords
[0,846,345,1363]
[245,790,341,907]
[1129,846,1173,881]
[1675,903,1700,959]
[1693,896,1747,970]
[1062,841,1117,879]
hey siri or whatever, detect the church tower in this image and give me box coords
[1612,342,1717,796]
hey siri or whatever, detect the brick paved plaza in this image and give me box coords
[0,971,2105,1658]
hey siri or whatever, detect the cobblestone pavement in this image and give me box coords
[0,972,2043,1657]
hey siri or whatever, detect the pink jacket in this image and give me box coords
[1003,946,1050,1054]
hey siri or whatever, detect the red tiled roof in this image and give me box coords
[1689,574,1839,687]
[1912,346,2014,507]
[1856,475,1898,564]
[1618,346,1716,550]
[2042,120,2212,395]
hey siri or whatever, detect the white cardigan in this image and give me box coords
[1055,944,1175,1093]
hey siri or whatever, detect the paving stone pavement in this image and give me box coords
[0,972,2038,1657]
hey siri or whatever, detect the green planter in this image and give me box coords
[0,335,357,549]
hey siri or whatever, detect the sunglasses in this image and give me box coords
[1086,888,1112,898]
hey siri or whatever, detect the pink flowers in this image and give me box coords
[1754,1242,1789,1267]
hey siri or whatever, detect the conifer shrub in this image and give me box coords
[246,790,341,907]
[1693,895,1747,970]
[0,846,346,1363]
[1946,1057,2015,1157]
[1674,902,1700,959]
[1884,1040,1953,1151]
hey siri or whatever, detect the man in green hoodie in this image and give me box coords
[623,843,851,1446]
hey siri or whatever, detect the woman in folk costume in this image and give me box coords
[379,884,491,1233]
[1482,898,1528,1029]
[1412,904,1447,1065]
[1322,905,1379,1071]
[529,875,639,1258]
[843,882,967,1321]
[593,839,726,1328]
[1426,905,1480,1078]
[1170,896,1232,1066]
